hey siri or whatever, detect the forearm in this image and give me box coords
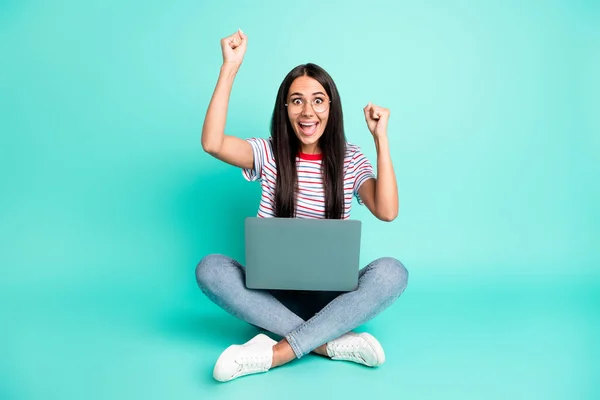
[374,135,399,221]
[201,63,239,153]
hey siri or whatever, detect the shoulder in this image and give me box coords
[344,142,367,161]
[246,136,273,148]
[246,137,275,159]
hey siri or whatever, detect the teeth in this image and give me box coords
[300,122,316,126]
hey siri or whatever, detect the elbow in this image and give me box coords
[379,213,397,222]
[377,204,399,222]
[378,210,398,222]
[201,127,225,155]
[201,138,221,155]
[202,143,218,155]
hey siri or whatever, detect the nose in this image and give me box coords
[301,101,314,116]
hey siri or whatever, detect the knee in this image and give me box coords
[195,254,232,290]
[370,257,409,296]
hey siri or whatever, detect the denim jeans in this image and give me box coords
[196,254,408,358]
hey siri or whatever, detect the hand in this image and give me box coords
[220,29,247,67]
[363,102,390,138]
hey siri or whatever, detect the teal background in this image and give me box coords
[1,0,599,399]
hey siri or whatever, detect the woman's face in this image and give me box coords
[286,76,330,154]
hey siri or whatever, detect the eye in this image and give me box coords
[314,98,324,105]
[292,98,303,105]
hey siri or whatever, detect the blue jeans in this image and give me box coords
[196,254,408,358]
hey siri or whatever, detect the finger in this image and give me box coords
[363,102,373,119]
[377,108,390,120]
[371,106,381,120]
[230,35,241,48]
[372,106,389,120]
[220,37,231,48]
[238,29,248,49]
[225,31,242,48]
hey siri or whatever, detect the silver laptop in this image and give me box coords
[244,217,362,291]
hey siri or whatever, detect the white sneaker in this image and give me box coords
[213,333,277,382]
[326,332,385,367]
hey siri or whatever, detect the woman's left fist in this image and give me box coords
[363,102,390,137]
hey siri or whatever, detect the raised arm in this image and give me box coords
[357,103,399,222]
[201,29,254,170]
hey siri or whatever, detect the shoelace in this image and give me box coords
[333,337,363,351]
[237,355,270,373]
[331,338,368,363]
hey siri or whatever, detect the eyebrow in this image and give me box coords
[289,91,327,97]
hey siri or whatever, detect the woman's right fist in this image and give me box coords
[221,29,247,67]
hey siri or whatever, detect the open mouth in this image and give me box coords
[298,121,319,136]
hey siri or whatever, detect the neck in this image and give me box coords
[300,143,320,154]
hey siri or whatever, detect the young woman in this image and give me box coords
[196,29,408,382]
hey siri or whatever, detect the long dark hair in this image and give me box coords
[270,63,346,219]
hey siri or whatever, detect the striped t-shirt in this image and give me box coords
[242,137,376,219]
